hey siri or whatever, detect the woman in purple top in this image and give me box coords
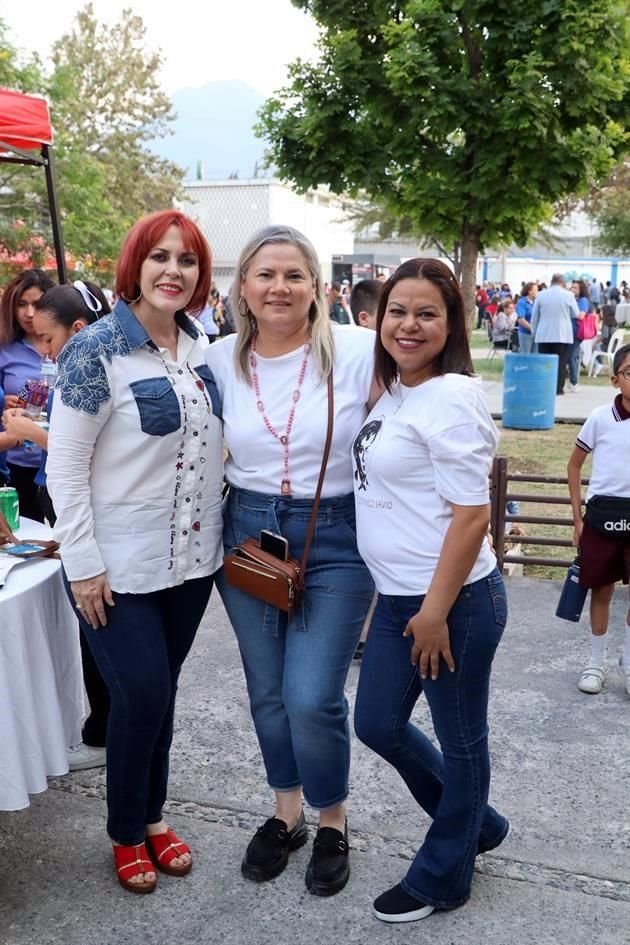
[0,268,55,520]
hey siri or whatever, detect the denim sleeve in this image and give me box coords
[56,317,128,416]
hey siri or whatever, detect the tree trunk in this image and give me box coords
[460,231,480,332]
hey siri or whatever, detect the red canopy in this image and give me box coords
[0,87,54,153]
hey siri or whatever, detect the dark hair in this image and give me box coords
[577,279,590,300]
[521,281,536,297]
[349,279,382,325]
[0,268,56,344]
[115,209,212,315]
[613,343,630,374]
[34,282,111,327]
[374,258,474,391]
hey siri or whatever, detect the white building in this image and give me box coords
[181,180,630,293]
[180,179,356,292]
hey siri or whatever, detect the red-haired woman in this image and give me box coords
[47,211,224,894]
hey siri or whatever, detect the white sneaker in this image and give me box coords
[577,665,607,694]
[566,383,580,393]
[67,742,107,771]
[619,658,630,697]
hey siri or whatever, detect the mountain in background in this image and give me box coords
[150,80,268,181]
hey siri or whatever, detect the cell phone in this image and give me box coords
[4,542,48,556]
[260,529,289,561]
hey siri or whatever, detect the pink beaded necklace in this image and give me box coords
[249,333,311,496]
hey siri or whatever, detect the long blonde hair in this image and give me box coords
[230,225,334,383]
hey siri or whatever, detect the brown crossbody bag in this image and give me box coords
[223,371,334,613]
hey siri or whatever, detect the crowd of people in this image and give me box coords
[477,275,629,395]
[0,217,628,922]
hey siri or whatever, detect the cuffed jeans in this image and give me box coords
[354,569,508,909]
[216,488,374,809]
[69,575,213,844]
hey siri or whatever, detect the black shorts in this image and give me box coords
[579,520,630,589]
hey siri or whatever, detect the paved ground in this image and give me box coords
[1,578,629,945]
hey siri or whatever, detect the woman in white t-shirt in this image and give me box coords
[206,225,375,897]
[352,258,509,923]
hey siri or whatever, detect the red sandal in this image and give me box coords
[146,827,192,877]
[112,842,157,894]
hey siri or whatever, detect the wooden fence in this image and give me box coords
[490,456,588,572]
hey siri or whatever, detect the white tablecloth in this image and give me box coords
[614,303,630,326]
[0,519,84,810]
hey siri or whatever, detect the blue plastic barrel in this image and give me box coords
[502,353,557,430]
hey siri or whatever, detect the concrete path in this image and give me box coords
[1,579,629,945]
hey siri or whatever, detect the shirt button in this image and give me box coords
[193,431,198,437]
[192,399,198,404]
[186,497,191,503]
[178,369,184,375]
[189,465,195,470]
[183,530,188,536]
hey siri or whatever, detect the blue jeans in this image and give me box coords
[69,575,213,844]
[216,488,374,808]
[568,338,582,386]
[354,569,508,909]
[518,332,536,354]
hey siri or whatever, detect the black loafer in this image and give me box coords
[305,820,350,896]
[241,811,308,881]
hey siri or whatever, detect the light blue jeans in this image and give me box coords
[216,487,374,808]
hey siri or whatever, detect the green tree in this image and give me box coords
[259,0,630,316]
[49,3,182,232]
[0,5,183,279]
[593,162,630,257]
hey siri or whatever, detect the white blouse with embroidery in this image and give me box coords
[46,301,224,593]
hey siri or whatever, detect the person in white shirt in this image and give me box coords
[47,210,224,895]
[206,225,375,897]
[567,342,630,698]
[352,258,509,924]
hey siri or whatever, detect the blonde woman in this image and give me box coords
[206,225,375,897]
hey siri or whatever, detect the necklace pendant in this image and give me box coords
[196,380,204,390]
[280,434,288,445]
[281,478,291,496]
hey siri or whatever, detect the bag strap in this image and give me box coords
[297,370,334,591]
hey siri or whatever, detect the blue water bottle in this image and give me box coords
[555,558,588,622]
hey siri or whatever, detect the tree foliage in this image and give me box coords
[593,162,630,257]
[258,0,630,309]
[0,4,183,279]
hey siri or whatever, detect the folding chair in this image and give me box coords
[588,328,626,376]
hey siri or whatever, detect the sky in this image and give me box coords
[3,0,320,96]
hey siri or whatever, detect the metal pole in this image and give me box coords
[42,145,68,284]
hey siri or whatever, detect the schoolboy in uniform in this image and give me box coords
[567,343,630,696]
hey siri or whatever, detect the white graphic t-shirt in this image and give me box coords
[352,373,498,594]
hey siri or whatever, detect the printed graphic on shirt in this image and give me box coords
[352,417,384,491]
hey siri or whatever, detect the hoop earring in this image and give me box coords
[121,287,142,304]
[238,296,250,318]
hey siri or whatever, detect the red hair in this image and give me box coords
[115,210,212,315]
